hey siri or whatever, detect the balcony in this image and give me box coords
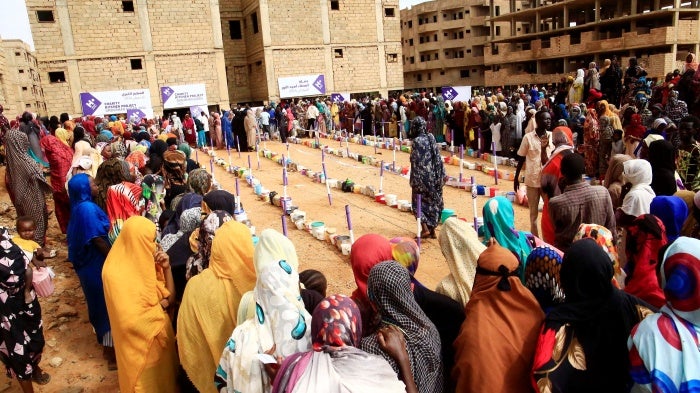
[484,24,695,65]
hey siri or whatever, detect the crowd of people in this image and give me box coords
[0,52,698,392]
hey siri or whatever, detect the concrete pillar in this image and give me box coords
[214,50,230,109]
[631,0,638,14]
[594,0,600,22]
[210,0,224,49]
[135,0,153,51]
[66,59,82,114]
[55,0,75,56]
[260,0,271,47]
[563,5,568,28]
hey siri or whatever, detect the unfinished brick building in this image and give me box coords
[220,0,404,103]
[0,38,46,117]
[400,0,510,90]
[484,0,700,87]
[25,0,230,116]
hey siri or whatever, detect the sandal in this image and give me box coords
[32,371,50,385]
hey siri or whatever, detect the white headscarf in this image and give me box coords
[436,218,485,306]
[217,229,311,393]
[621,159,655,217]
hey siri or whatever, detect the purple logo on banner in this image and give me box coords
[80,92,102,116]
[313,75,326,94]
[127,109,147,123]
[161,86,174,104]
[441,86,459,101]
[331,93,345,103]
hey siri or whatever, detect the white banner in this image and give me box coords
[161,84,208,109]
[80,89,153,118]
[278,74,326,98]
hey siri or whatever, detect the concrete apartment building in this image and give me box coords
[25,0,229,117]
[484,0,700,87]
[0,39,46,117]
[400,0,510,90]
[220,0,404,103]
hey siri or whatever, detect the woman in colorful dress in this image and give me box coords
[409,117,445,239]
[39,129,74,233]
[0,227,50,392]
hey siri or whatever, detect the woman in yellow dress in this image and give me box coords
[102,216,179,392]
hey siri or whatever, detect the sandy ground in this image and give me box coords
[0,136,532,392]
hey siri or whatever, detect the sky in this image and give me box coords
[0,0,429,51]
[0,0,34,49]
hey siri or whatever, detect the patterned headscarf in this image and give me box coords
[160,207,201,252]
[188,168,212,196]
[408,116,427,139]
[573,223,622,285]
[140,174,165,223]
[311,294,361,350]
[628,237,700,392]
[359,262,443,393]
[185,210,232,280]
[389,237,420,286]
[525,246,564,311]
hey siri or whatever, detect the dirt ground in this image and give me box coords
[0,136,532,392]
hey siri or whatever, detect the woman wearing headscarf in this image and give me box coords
[105,176,143,243]
[186,210,232,280]
[360,262,443,393]
[4,128,52,246]
[350,234,393,338]
[532,239,655,393]
[177,143,200,173]
[271,295,409,393]
[40,128,74,233]
[202,189,236,215]
[70,126,98,177]
[573,223,625,287]
[628,237,700,392]
[677,190,700,238]
[19,112,47,167]
[596,100,622,130]
[436,217,485,307]
[162,150,188,209]
[454,240,544,393]
[525,246,565,312]
[212,112,223,149]
[568,69,585,105]
[648,140,679,196]
[178,221,256,393]
[409,117,445,239]
[623,214,668,309]
[216,229,311,393]
[604,154,632,209]
[482,196,533,279]
[597,116,614,177]
[94,158,133,211]
[140,174,166,224]
[245,110,258,152]
[389,234,464,393]
[541,126,574,244]
[66,174,115,368]
[582,108,599,177]
[618,159,656,224]
[102,216,177,392]
[0,226,50,392]
[650,195,688,243]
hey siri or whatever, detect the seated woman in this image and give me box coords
[454,239,544,393]
[628,237,700,392]
[216,229,311,393]
[436,217,485,307]
[360,262,443,393]
[102,216,178,392]
[532,238,656,393]
[177,221,256,393]
[482,196,533,279]
[271,295,412,393]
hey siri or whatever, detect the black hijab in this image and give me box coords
[648,140,677,196]
[202,190,236,215]
[545,239,655,393]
